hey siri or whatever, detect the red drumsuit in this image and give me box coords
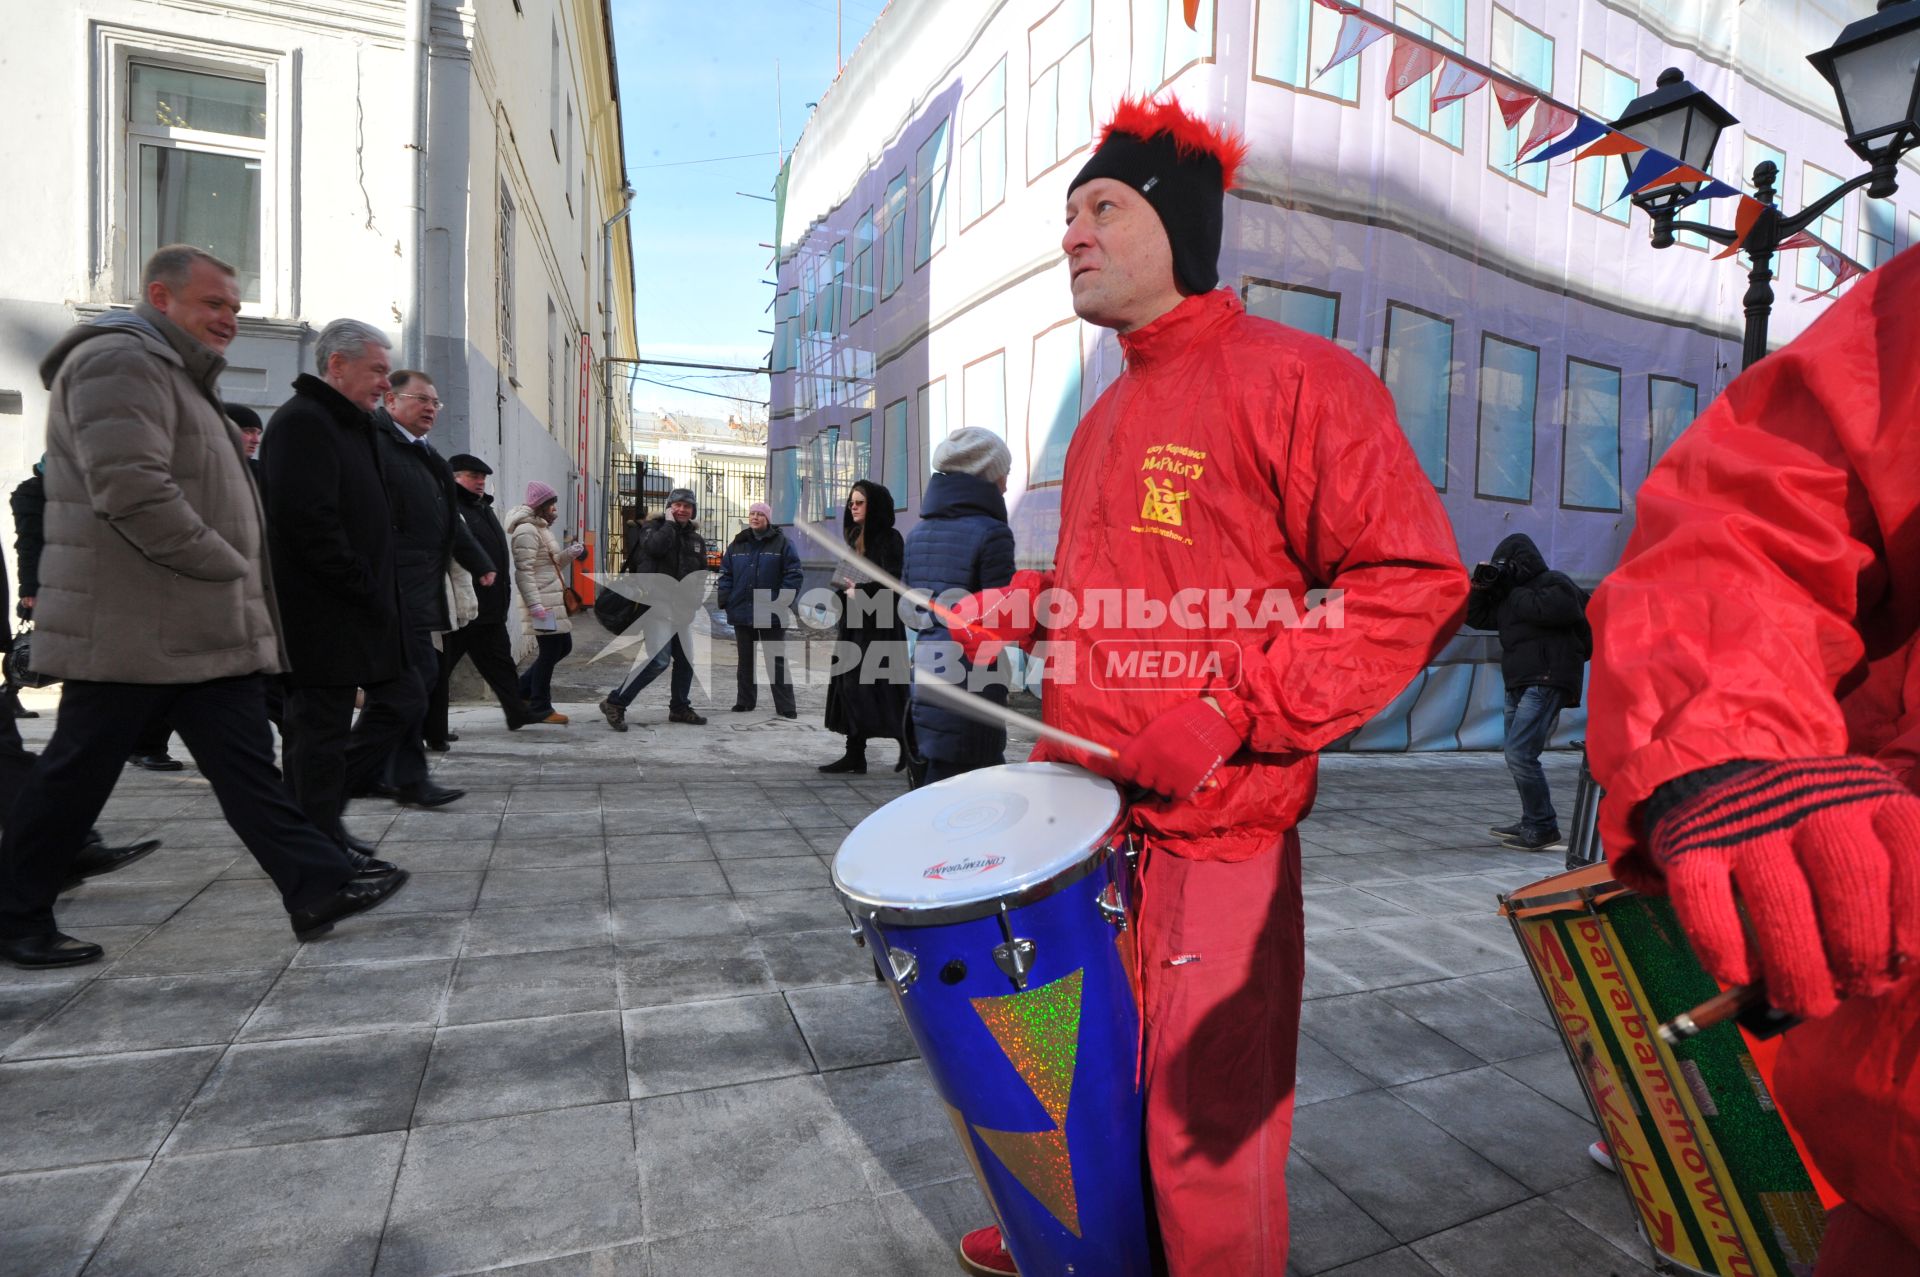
[1587,246,1920,1270]
[1031,289,1466,1273]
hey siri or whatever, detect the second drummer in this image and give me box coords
[949,96,1467,1276]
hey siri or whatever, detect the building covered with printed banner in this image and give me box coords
[767,0,1917,749]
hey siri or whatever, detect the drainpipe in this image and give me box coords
[601,186,635,549]
[403,0,430,368]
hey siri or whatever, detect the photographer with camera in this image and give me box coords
[1466,533,1591,851]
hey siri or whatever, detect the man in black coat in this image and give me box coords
[1465,532,1591,851]
[597,487,709,730]
[260,319,423,849]
[355,371,490,798]
[426,454,535,741]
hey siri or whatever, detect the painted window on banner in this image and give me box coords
[1392,0,1465,149]
[1648,375,1697,465]
[916,121,950,267]
[1253,0,1359,102]
[1028,320,1084,488]
[850,207,875,321]
[849,414,873,485]
[961,60,1007,229]
[1029,0,1093,181]
[880,173,908,301]
[822,242,845,334]
[1244,280,1339,340]
[884,398,910,506]
[771,447,798,525]
[1575,56,1636,223]
[1381,303,1453,490]
[1909,210,1920,251]
[1477,335,1536,502]
[964,352,1007,441]
[1487,8,1551,192]
[919,378,948,498]
[1858,194,1895,269]
[1798,164,1845,291]
[1138,0,1215,87]
[1563,358,1622,511]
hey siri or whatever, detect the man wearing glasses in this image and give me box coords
[355,370,495,808]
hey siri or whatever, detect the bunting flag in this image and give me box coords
[1668,179,1743,211]
[1319,14,1388,78]
[1430,59,1488,110]
[1385,36,1443,99]
[1183,0,1200,30]
[1619,148,1693,198]
[1803,248,1867,300]
[1777,231,1819,251]
[1713,197,1767,259]
[1574,133,1649,162]
[1493,84,1538,129]
[1520,111,1602,164]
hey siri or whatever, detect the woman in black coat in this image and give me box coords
[820,480,912,774]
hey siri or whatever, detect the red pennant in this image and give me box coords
[1493,84,1537,130]
[1777,231,1819,252]
[1386,36,1443,100]
[1183,0,1200,29]
[1713,197,1766,259]
[1516,103,1577,160]
[1574,133,1649,161]
[1430,58,1489,110]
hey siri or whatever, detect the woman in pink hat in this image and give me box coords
[506,481,582,723]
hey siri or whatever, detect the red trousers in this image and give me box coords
[1137,832,1304,1276]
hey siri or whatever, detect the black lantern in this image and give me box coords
[1611,68,1738,209]
[1808,0,1920,198]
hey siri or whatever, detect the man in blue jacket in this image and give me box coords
[715,501,803,718]
[904,428,1017,786]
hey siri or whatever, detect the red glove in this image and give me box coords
[946,570,1050,664]
[1647,756,1920,1019]
[1097,698,1245,800]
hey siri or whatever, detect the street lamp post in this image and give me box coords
[1613,0,1920,370]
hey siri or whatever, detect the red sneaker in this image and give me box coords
[958,1225,1018,1276]
[1588,1139,1615,1173]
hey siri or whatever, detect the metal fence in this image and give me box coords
[610,454,768,566]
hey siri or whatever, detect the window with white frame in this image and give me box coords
[964,352,1007,439]
[565,98,575,216]
[1028,321,1083,487]
[880,172,908,301]
[1488,8,1551,192]
[1028,0,1093,181]
[1563,358,1622,511]
[550,23,562,148]
[1136,0,1214,88]
[961,60,1007,228]
[500,182,517,379]
[1799,164,1844,290]
[850,208,876,320]
[1858,194,1896,269]
[127,61,267,302]
[1392,0,1466,149]
[546,298,559,432]
[916,123,951,267]
[1575,56,1636,222]
[1254,0,1359,101]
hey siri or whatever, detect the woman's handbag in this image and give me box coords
[563,585,586,617]
[4,625,57,690]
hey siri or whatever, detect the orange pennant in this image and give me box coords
[1573,133,1649,161]
[1713,197,1766,259]
[1183,0,1200,29]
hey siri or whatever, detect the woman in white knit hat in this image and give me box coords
[506,481,582,723]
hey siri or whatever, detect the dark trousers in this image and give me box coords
[1503,684,1567,838]
[0,709,34,821]
[285,669,425,844]
[734,625,795,715]
[923,752,1003,786]
[0,676,353,939]
[519,632,573,715]
[355,626,436,791]
[610,633,692,711]
[132,713,172,757]
[427,621,530,740]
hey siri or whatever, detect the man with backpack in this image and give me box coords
[1466,533,1591,850]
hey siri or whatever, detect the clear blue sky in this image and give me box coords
[609,0,886,420]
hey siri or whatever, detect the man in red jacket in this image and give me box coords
[951,97,1467,1277]
[1585,246,1920,1273]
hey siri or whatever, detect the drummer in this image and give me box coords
[948,96,1467,1276]
[1584,245,1920,1271]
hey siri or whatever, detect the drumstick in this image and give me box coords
[910,668,1121,760]
[787,519,968,629]
[1657,982,1771,1045]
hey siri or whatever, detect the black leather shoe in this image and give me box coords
[351,780,401,801]
[424,738,450,753]
[340,836,399,878]
[289,871,410,940]
[818,752,866,774]
[444,732,460,742]
[129,752,185,772]
[668,706,708,726]
[11,705,38,719]
[1,932,104,968]
[62,837,163,890]
[731,702,753,713]
[776,707,798,720]
[395,783,464,808]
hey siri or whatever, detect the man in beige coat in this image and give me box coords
[0,245,408,968]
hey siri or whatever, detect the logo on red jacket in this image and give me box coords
[922,855,1008,881]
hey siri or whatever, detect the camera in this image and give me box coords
[1472,559,1509,587]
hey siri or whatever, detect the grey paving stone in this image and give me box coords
[1380,978,1562,1064]
[508,787,603,814]
[163,1030,432,1155]
[1452,965,1559,1028]
[760,928,875,989]
[624,995,812,1097]
[444,946,620,1025]
[611,894,749,946]
[490,835,609,870]
[416,1011,627,1125]
[89,1132,404,1277]
[377,839,496,873]
[165,877,288,925]
[871,1177,993,1273]
[1303,886,1422,934]
[376,869,485,915]
[1287,1151,1399,1275]
[823,1060,967,1194]
[238,960,453,1041]
[785,981,916,1071]
[291,911,469,967]
[721,854,833,894]
[1392,1066,1602,1194]
[1546,1168,1663,1266]
[706,828,815,859]
[736,887,851,935]
[1290,1090,1529,1242]
[500,810,605,841]
[376,1102,641,1277]
[645,1197,919,1277]
[632,1075,875,1240]
[1294,1030,1376,1109]
[1301,991,1484,1087]
[0,984,77,1055]
[1496,1048,1593,1120]
[1318,1245,1447,1276]
[1308,928,1454,992]
[56,878,205,927]
[464,903,612,957]
[605,832,712,862]
[599,786,697,815]
[616,936,776,1008]
[5,970,276,1060]
[110,914,300,977]
[465,1244,650,1276]
[1410,1197,1658,1277]
[0,1160,145,1277]
[691,804,796,833]
[607,859,731,900]
[384,810,505,843]
[479,866,611,910]
[0,1047,221,1173]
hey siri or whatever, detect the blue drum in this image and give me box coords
[833,763,1151,1277]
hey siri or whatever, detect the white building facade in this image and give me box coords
[0,0,636,568]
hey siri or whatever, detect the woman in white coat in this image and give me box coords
[506,481,582,724]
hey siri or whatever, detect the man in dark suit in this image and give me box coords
[260,319,427,852]
[356,371,488,798]
[427,454,535,744]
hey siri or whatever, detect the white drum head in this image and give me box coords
[833,763,1124,917]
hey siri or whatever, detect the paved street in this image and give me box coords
[0,622,1654,1276]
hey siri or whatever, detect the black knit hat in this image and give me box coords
[1068,97,1248,296]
